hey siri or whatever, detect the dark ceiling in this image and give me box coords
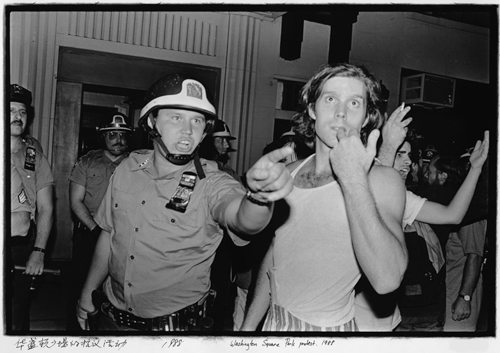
[420,11,492,28]
[275,8,494,29]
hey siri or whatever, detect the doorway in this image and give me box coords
[51,47,220,260]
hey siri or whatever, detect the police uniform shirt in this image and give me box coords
[11,138,54,217]
[69,150,128,216]
[94,150,247,318]
[11,163,32,237]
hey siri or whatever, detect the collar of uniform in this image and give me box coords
[128,150,204,180]
[104,150,129,165]
[129,150,154,172]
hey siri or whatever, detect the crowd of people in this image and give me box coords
[8,62,490,333]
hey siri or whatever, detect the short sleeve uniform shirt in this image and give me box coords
[95,150,246,318]
[69,149,128,216]
[11,138,54,216]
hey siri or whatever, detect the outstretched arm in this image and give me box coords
[416,131,489,225]
[224,146,294,237]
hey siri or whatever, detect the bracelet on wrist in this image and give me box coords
[245,190,273,207]
[33,247,45,254]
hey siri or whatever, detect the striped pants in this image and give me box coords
[262,304,358,331]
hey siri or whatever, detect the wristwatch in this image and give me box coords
[459,293,471,302]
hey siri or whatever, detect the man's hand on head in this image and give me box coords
[245,146,294,202]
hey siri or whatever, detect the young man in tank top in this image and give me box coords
[241,63,407,331]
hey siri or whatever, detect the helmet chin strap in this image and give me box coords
[148,127,206,179]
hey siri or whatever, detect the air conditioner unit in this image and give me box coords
[402,73,456,108]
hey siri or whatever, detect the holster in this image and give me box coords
[88,289,107,330]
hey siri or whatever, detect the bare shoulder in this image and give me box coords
[369,165,405,193]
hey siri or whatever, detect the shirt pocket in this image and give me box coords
[151,205,217,252]
[111,183,145,225]
[87,173,105,188]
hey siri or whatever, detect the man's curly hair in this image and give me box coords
[292,63,385,145]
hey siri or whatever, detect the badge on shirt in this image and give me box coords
[24,146,36,171]
[166,172,197,213]
[18,189,27,204]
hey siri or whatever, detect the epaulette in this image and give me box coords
[133,149,151,155]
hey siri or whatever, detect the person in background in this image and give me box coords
[76,73,294,332]
[9,83,54,331]
[355,105,489,331]
[68,113,132,330]
[242,63,407,331]
[262,128,314,165]
[420,144,439,183]
[199,119,238,179]
[443,148,489,332]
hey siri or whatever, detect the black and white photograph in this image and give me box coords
[3,1,498,352]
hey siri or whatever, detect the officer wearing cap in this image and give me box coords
[68,113,132,328]
[9,83,54,331]
[76,73,294,331]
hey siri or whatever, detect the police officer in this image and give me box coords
[10,84,54,331]
[199,119,238,178]
[68,113,132,328]
[76,74,294,331]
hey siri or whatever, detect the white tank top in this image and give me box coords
[271,154,361,327]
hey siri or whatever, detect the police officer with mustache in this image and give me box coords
[10,84,55,331]
[68,113,132,328]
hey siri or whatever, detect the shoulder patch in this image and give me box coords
[199,158,219,173]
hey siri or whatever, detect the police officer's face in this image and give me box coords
[10,102,28,137]
[308,77,367,150]
[154,109,206,155]
[104,131,129,156]
[214,137,230,155]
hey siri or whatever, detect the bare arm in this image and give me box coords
[331,129,407,294]
[345,166,407,294]
[25,185,54,275]
[452,253,483,321]
[76,229,111,329]
[240,244,273,331]
[416,131,489,225]
[70,181,98,230]
[377,104,412,167]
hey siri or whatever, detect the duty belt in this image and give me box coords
[92,289,215,331]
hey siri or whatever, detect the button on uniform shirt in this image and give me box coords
[11,139,54,219]
[69,149,128,216]
[94,150,247,318]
